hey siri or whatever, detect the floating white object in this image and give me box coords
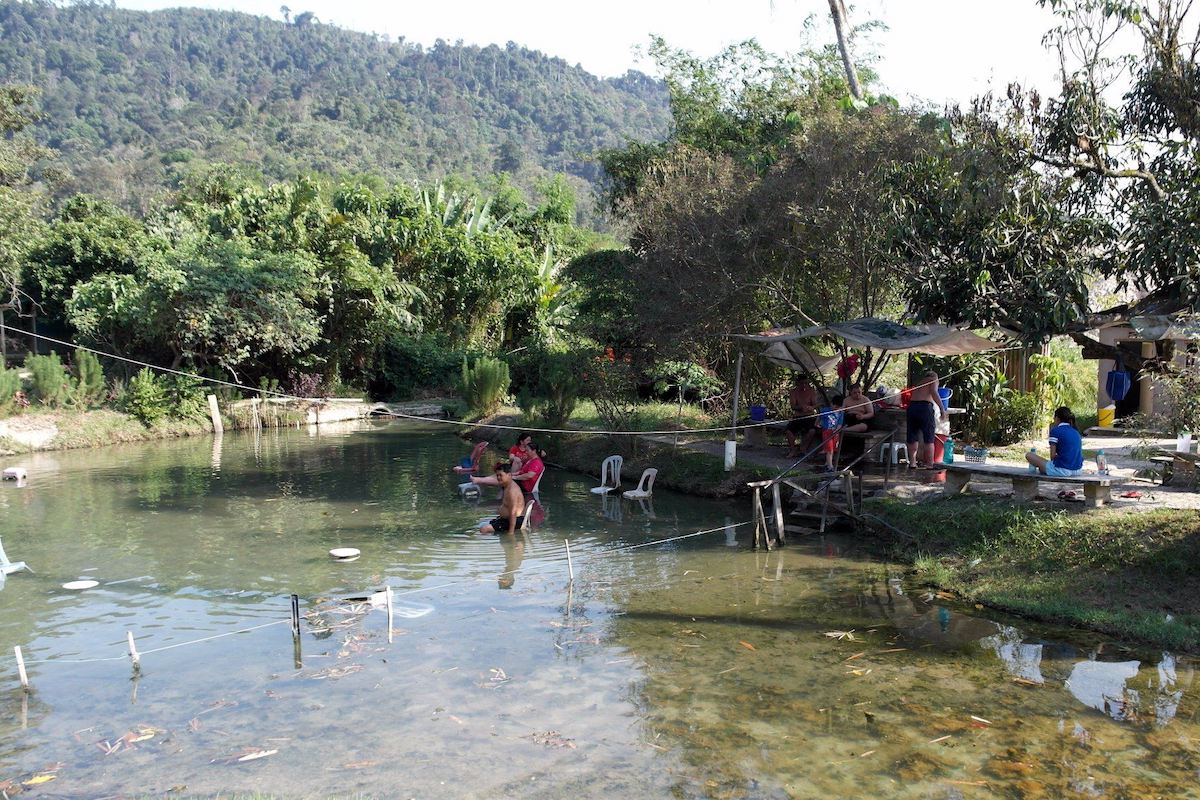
[2,467,26,481]
[1177,432,1193,453]
[63,579,99,590]
[329,547,361,560]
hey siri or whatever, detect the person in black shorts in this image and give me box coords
[785,376,820,457]
[906,371,946,467]
[475,462,526,534]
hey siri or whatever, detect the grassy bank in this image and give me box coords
[0,409,217,455]
[871,496,1200,651]
[469,410,776,498]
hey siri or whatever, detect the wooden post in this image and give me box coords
[771,481,786,546]
[290,594,300,638]
[207,394,223,435]
[385,586,394,644]
[564,539,574,582]
[14,645,29,691]
[0,309,6,369]
[726,351,744,471]
[126,631,141,675]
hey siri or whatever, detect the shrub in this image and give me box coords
[366,333,478,401]
[512,348,586,428]
[73,349,106,407]
[166,374,207,418]
[26,352,72,407]
[1154,364,1200,435]
[287,370,329,399]
[0,366,21,412]
[461,356,510,417]
[124,368,169,423]
[583,352,638,434]
[976,391,1042,445]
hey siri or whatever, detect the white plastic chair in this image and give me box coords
[590,455,623,494]
[879,442,909,465]
[527,468,544,500]
[622,468,657,499]
[0,537,30,576]
[459,480,481,498]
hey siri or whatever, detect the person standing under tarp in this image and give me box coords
[906,370,946,468]
[785,376,820,458]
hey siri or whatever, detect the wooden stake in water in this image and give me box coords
[290,594,301,639]
[564,539,574,583]
[385,586,394,644]
[126,632,141,675]
[14,645,28,691]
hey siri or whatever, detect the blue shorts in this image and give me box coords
[906,401,936,444]
[1045,464,1083,478]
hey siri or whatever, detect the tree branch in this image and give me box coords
[1028,151,1167,200]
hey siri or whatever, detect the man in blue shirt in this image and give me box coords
[1025,407,1084,477]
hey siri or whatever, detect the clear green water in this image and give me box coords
[0,422,1197,799]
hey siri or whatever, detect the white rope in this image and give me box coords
[17,620,291,665]
[1,323,1024,437]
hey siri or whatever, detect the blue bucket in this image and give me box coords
[938,387,952,403]
[749,404,767,422]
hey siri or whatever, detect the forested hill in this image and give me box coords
[0,1,670,213]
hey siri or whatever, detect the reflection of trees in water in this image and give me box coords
[600,559,1200,797]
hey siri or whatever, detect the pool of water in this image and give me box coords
[0,421,1197,798]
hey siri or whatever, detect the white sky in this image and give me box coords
[117,0,1065,106]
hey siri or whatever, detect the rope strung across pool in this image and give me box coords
[2,520,755,687]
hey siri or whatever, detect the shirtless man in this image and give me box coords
[475,462,526,534]
[906,370,947,468]
[785,376,820,458]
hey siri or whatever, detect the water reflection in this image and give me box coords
[1,425,1198,798]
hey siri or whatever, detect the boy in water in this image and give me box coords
[475,462,526,535]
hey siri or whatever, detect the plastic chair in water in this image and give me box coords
[453,441,489,474]
[590,455,623,494]
[0,537,30,576]
[527,468,544,501]
[622,468,657,500]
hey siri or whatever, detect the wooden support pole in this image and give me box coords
[14,645,28,691]
[290,594,300,638]
[564,539,574,582]
[385,586,394,644]
[771,482,786,546]
[126,631,141,675]
[207,394,224,435]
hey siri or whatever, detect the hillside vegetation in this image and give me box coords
[0,0,670,216]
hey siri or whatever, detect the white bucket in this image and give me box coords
[724,440,737,471]
[1177,433,1193,453]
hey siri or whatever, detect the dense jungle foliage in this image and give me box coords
[0,0,669,220]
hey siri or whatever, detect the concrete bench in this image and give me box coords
[942,463,1116,508]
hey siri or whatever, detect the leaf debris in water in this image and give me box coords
[738,641,756,651]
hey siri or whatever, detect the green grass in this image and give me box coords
[564,399,718,434]
[872,497,1200,651]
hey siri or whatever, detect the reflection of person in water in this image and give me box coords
[498,532,525,589]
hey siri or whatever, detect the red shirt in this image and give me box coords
[519,456,544,493]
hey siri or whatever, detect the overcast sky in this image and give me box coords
[117,0,1066,106]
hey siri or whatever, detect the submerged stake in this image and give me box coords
[127,631,141,674]
[290,594,300,638]
[14,645,28,691]
[564,539,574,582]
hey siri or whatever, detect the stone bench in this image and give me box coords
[942,463,1116,508]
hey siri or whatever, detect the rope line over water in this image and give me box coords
[3,520,754,676]
[1,324,1023,437]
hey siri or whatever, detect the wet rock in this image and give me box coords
[1012,778,1050,799]
[893,750,951,782]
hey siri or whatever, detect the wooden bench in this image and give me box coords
[942,463,1115,508]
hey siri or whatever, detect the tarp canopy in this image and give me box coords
[1130,314,1200,342]
[733,318,1000,372]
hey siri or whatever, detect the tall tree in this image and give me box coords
[827,0,864,100]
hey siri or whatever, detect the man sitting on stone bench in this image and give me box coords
[1024,407,1084,478]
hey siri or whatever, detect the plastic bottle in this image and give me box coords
[943,438,955,464]
[1028,448,1038,474]
[1096,449,1108,475]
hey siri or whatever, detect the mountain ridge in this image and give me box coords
[0,0,671,217]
